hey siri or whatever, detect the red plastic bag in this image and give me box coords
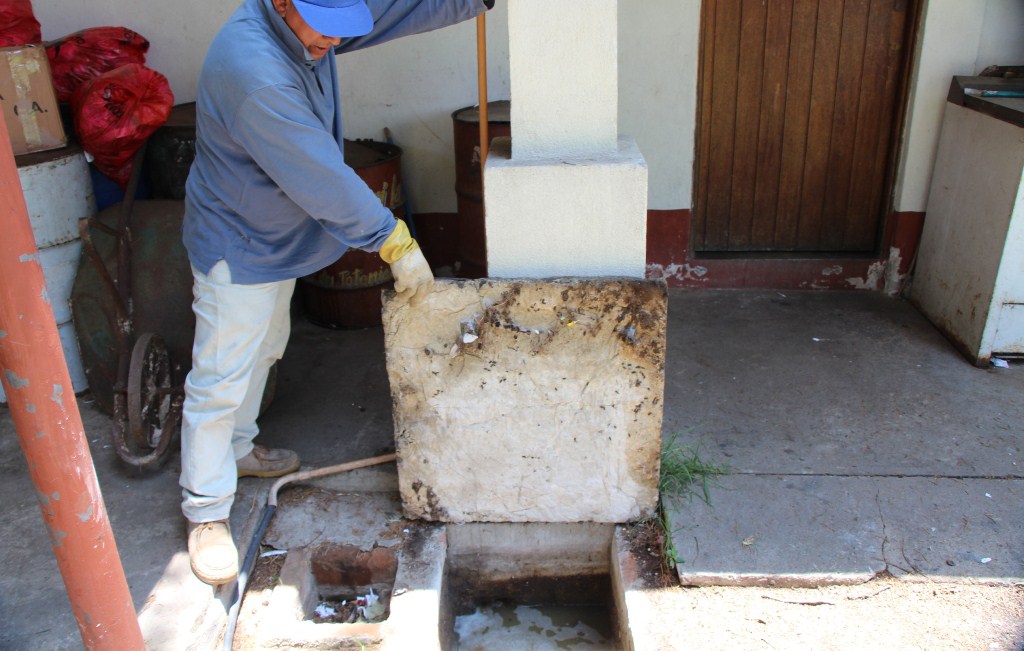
[0,0,42,46]
[72,63,173,189]
[46,27,149,103]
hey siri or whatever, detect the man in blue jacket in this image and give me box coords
[181,0,492,585]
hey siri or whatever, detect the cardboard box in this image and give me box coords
[0,45,67,156]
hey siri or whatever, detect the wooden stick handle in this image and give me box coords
[476,13,489,163]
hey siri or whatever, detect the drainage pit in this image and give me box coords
[450,577,618,649]
[444,523,622,650]
[233,481,657,650]
[238,542,399,650]
[309,544,398,624]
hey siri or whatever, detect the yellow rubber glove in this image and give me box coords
[379,219,418,264]
[380,220,434,304]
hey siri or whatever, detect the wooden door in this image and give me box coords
[694,0,917,253]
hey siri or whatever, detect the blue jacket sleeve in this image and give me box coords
[232,84,396,252]
[338,0,489,53]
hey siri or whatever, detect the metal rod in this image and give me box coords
[268,453,397,507]
[111,146,147,415]
[477,13,490,164]
[78,219,128,327]
[0,117,144,648]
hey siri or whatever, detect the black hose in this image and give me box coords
[222,503,276,651]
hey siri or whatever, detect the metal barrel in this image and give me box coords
[298,139,404,329]
[452,100,510,279]
[2,145,96,404]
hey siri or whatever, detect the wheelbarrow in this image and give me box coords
[76,146,187,471]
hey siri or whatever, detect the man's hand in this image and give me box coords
[390,246,434,304]
[380,219,434,304]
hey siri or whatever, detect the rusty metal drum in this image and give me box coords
[452,100,510,279]
[298,139,404,329]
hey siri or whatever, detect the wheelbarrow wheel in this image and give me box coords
[112,332,182,471]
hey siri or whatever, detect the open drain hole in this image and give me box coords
[444,523,622,650]
[236,539,403,649]
[309,544,398,624]
[448,571,619,649]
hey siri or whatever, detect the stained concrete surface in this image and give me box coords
[383,278,665,523]
[0,289,1021,649]
[664,291,1024,589]
[672,475,1024,585]
[659,291,1024,650]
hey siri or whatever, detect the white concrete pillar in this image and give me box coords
[485,0,648,280]
[485,137,648,278]
[508,0,618,160]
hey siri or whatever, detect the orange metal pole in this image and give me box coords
[0,124,145,647]
[476,13,490,163]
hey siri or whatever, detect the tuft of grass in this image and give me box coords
[659,435,728,506]
[655,433,728,570]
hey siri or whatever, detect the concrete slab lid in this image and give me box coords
[382,277,666,524]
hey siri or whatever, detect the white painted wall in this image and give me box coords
[27,0,1024,216]
[894,0,1024,212]
[619,0,698,210]
[33,1,234,105]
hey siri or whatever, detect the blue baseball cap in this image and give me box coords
[292,0,373,37]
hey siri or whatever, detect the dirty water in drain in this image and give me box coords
[445,522,623,650]
[453,602,618,650]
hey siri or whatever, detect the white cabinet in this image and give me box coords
[910,78,1024,366]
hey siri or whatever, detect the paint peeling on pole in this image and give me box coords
[5,369,29,389]
[0,113,144,647]
[50,528,68,547]
[78,503,94,522]
[50,383,65,408]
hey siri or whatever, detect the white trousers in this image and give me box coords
[179,260,295,523]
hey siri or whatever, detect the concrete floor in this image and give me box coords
[0,289,1022,649]
[665,290,1024,584]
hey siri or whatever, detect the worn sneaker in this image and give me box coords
[236,444,300,478]
[187,520,238,586]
